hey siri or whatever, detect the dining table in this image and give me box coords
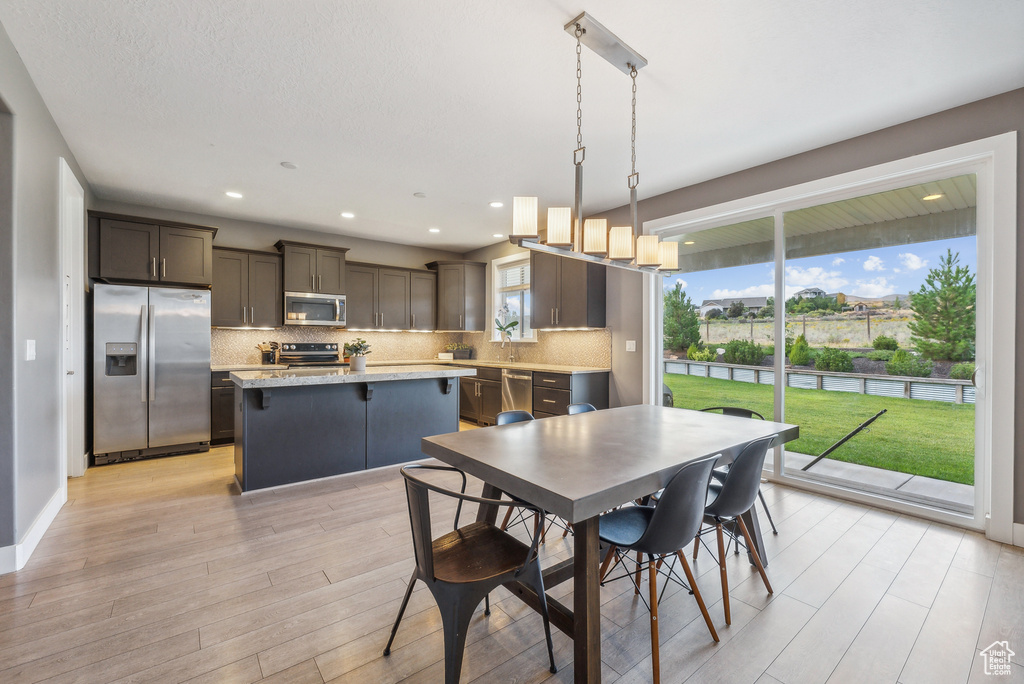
[421,404,799,683]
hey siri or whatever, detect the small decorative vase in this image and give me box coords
[350,355,367,371]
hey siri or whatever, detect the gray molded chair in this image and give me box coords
[496,410,535,425]
[567,402,597,414]
[696,435,775,625]
[597,456,720,684]
[384,464,556,683]
[699,406,777,535]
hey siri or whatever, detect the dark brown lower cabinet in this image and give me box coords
[532,371,610,416]
[211,372,235,444]
[459,367,502,425]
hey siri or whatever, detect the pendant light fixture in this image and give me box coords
[508,13,676,274]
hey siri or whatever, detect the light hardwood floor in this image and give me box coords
[1,446,1021,683]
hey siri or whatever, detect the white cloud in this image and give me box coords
[863,256,885,272]
[783,266,848,296]
[831,257,845,266]
[851,277,894,298]
[899,252,928,271]
[711,283,774,298]
[893,268,901,274]
[674,278,688,288]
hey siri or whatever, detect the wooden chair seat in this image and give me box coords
[432,521,533,583]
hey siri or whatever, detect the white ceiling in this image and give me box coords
[2,1,1022,252]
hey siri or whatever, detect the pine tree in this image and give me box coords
[909,250,975,361]
[663,284,701,352]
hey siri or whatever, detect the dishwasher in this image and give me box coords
[501,369,533,414]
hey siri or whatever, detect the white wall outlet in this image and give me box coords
[25,339,36,361]
[625,340,636,352]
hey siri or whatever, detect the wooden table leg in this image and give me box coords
[574,516,601,683]
[740,505,768,568]
[476,483,501,525]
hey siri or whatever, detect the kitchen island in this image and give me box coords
[230,365,476,492]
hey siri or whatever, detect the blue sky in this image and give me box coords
[665,236,976,303]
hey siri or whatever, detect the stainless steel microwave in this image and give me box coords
[283,291,346,327]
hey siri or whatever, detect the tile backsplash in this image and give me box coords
[212,327,612,368]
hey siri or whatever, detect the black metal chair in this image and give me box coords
[695,435,775,625]
[700,406,778,534]
[597,456,720,684]
[567,402,597,414]
[384,464,556,683]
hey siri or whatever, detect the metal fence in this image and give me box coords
[664,360,974,404]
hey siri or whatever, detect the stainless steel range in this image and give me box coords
[276,342,346,367]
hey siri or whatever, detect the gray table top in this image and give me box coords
[421,405,799,523]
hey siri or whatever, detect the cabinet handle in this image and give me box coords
[412,313,415,328]
[459,314,463,329]
[250,306,254,323]
[380,312,384,327]
[151,257,157,277]
[242,306,247,323]
[555,307,559,325]
[311,275,315,291]
[542,379,556,383]
[161,258,166,277]
[542,399,556,404]
[551,308,554,325]
[318,274,322,291]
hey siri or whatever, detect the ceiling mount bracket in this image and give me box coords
[564,12,648,75]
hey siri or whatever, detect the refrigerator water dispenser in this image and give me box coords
[105,342,138,376]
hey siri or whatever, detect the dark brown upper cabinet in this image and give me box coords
[212,248,282,327]
[276,241,348,295]
[92,213,215,286]
[409,270,436,331]
[346,263,427,330]
[530,252,605,329]
[427,261,486,331]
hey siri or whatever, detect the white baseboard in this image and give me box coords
[0,486,67,575]
[1014,523,1024,548]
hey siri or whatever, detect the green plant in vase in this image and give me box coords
[495,308,519,363]
[344,338,371,371]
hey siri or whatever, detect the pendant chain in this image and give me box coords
[575,25,584,152]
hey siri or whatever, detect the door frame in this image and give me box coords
[59,158,86,480]
[643,132,1017,542]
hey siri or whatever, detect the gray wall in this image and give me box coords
[0,22,92,547]
[593,87,1024,522]
[91,200,466,270]
[0,99,13,546]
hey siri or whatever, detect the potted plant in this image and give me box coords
[444,343,473,360]
[344,338,371,371]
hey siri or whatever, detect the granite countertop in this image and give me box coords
[215,359,610,374]
[230,364,477,388]
[212,363,289,371]
[445,360,610,374]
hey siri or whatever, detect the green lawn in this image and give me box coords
[664,373,975,484]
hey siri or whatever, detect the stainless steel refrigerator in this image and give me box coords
[93,283,211,464]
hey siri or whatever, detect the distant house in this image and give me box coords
[700,296,768,317]
[793,287,827,299]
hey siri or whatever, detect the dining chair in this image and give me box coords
[695,435,775,625]
[699,406,778,534]
[384,464,557,683]
[597,456,720,684]
[567,402,597,414]
[494,410,546,538]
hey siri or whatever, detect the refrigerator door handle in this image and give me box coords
[148,304,156,401]
[139,304,148,403]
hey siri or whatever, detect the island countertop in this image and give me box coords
[230,364,477,389]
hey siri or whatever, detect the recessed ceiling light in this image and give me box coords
[684,240,695,245]
[489,201,504,208]
[413,192,427,199]
[280,162,298,170]
[493,233,504,238]
[428,228,441,233]
[225,191,243,198]
[340,212,355,219]
[922,193,943,201]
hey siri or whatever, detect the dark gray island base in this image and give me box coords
[231,365,476,492]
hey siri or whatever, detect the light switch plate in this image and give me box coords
[25,339,36,361]
[625,340,636,352]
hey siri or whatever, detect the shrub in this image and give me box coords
[689,347,716,362]
[872,335,899,351]
[814,347,854,373]
[949,362,976,380]
[686,343,700,360]
[866,350,896,361]
[705,308,724,320]
[789,336,812,366]
[722,339,765,365]
[764,345,774,357]
[885,349,933,378]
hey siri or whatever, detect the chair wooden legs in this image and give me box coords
[383,570,418,656]
[715,523,730,625]
[736,515,773,594]
[599,544,618,583]
[648,557,661,684]
[677,551,719,642]
[499,506,514,531]
[693,533,701,560]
